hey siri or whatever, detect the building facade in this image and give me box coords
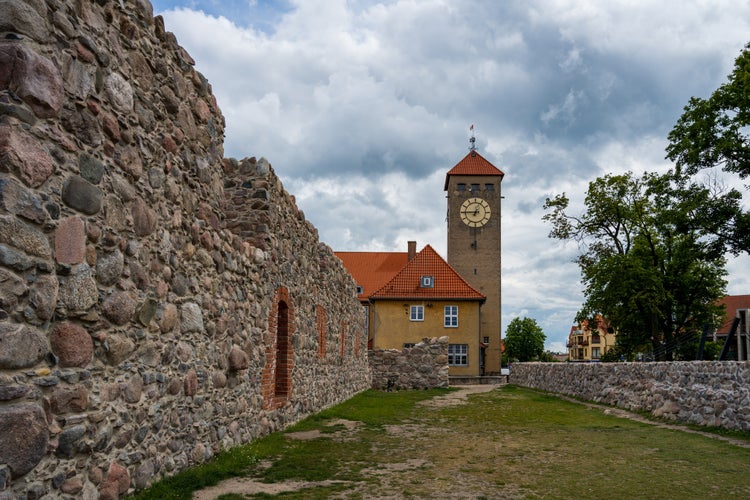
[713,295,750,360]
[567,317,617,361]
[445,149,505,374]
[368,245,486,376]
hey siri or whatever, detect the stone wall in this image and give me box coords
[0,0,370,498]
[510,362,750,430]
[369,337,450,390]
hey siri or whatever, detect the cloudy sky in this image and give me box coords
[151,0,750,352]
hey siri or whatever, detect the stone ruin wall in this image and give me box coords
[511,361,750,430]
[0,0,370,497]
[369,337,450,390]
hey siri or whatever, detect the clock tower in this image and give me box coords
[445,139,504,375]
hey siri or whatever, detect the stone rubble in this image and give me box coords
[370,337,450,390]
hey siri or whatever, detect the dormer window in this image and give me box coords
[420,276,434,288]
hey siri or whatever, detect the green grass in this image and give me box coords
[131,388,446,500]
[132,385,750,499]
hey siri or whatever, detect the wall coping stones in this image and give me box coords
[511,361,750,431]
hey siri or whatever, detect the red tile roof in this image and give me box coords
[716,295,750,334]
[444,150,505,190]
[370,244,485,301]
[335,251,409,300]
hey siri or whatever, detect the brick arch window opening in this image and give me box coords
[263,286,295,409]
[275,300,290,398]
[316,305,326,358]
[340,321,347,358]
[355,327,360,357]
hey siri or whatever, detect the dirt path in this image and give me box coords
[192,385,498,499]
[191,385,749,499]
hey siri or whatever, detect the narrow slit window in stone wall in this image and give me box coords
[340,321,347,358]
[275,300,290,397]
[316,305,326,358]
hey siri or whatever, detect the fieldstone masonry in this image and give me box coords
[511,362,750,430]
[369,337,450,390]
[0,0,370,497]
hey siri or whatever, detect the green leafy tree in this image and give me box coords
[666,42,750,255]
[543,171,727,360]
[505,317,546,362]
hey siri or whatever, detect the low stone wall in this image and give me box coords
[369,337,449,390]
[510,361,750,430]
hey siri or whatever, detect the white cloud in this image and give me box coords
[154,0,750,353]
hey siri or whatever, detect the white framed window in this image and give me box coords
[410,305,424,321]
[448,344,468,366]
[444,305,458,327]
[592,347,601,359]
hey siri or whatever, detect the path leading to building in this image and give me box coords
[192,385,750,499]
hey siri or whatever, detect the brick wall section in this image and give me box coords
[510,362,750,431]
[370,337,450,390]
[0,1,370,497]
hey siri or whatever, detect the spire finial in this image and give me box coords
[469,124,476,156]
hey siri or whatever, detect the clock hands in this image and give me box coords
[460,198,491,227]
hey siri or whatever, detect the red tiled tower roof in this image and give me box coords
[444,150,505,190]
[335,251,409,300]
[370,245,485,301]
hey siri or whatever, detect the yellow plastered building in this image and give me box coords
[338,244,487,375]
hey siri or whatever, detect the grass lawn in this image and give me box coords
[132,385,750,499]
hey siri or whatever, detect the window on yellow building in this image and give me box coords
[444,305,458,327]
[410,305,424,321]
[448,344,468,366]
[592,347,600,359]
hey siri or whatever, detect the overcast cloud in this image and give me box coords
[152,0,750,352]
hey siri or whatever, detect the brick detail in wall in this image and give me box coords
[262,286,295,410]
[0,1,372,495]
[317,305,326,358]
[340,321,347,358]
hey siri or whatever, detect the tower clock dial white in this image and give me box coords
[460,197,491,227]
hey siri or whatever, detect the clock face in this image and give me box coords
[460,197,491,227]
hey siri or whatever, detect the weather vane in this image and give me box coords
[469,124,476,155]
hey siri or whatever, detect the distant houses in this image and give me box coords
[713,294,750,360]
[567,316,617,362]
[567,294,750,362]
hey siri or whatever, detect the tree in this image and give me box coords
[543,171,727,360]
[666,42,750,255]
[667,42,750,179]
[505,317,546,362]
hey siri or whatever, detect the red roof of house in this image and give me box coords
[444,150,505,190]
[716,295,750,334]
[370,244,485,301]
[335,251,409,300]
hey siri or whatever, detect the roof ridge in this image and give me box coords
[444,150,505,190]
[370,244,484,300]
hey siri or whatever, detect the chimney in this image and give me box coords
[407,241,416,261]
